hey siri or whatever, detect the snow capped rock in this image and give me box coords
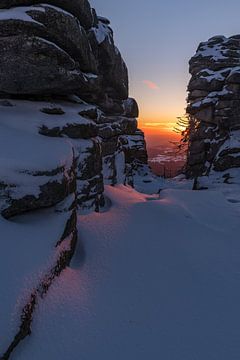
[0,0,94,29]
[186,35,240,181]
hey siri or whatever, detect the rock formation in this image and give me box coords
[186,35,240,183]
[0,2,156,358]
[0,0,155,218]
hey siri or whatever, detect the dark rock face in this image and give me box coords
[0,0,153,216]
[0,4,97,72]
[186,35,240,179]
[0,1,128,99]
[0,34,90,95]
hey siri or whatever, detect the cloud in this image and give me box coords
[144,122,164,127]
[142,122,176,131]
[143,80,159,90]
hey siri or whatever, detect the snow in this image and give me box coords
[115,151,126,184]
[0,99,95,134]
[0,4,78,26]
[0,103,74,202]
[229,66,240,76]
[83,72,98,79]
[13,184,240,360]
[191,87,232,109]
[199,68,228,82]
[102,156,114,184]
[0,124,72,173]
[192,96,217,108]
[0,99,106,219]
[39,4,75,18]
[195,42,228,60]
[216,130,240,155]
[208,87,231,97]
[123,134,145,147]
[2,98,240,359]
[92,21,113,45]
[0,6,45,25]
[0,206,70,352]
[102,151,126,186]
[0,99,98,167]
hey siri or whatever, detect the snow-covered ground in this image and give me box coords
[0,207,70,353]
[14,184,240,360]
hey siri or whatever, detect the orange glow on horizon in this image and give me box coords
[139,118,179,136]
[137,116,183,148]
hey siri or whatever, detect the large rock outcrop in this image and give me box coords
[0,0,155,218]
[0,3,156,358]
[186,35,240,182]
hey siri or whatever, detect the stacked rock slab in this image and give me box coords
[186,35,240,181]
[0,0,153,215]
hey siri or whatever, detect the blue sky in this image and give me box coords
[90,0,240,130]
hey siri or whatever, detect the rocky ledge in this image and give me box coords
[186,35,240,184]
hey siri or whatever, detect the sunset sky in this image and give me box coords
[91,0,240,138]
